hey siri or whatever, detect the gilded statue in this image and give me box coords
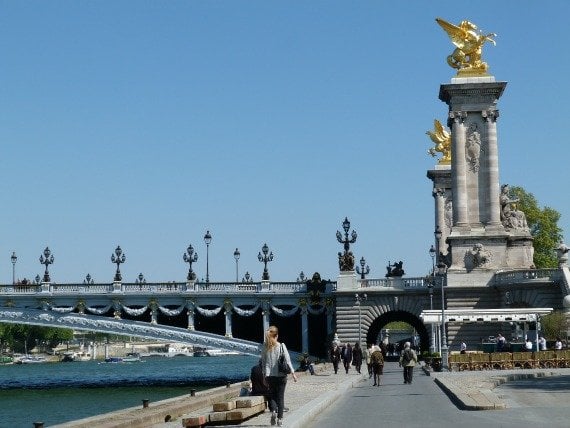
[426,119,451,164]
[436,18,496,76]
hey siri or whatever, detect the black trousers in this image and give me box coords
[403,366,414,383]
[267,376,287,419]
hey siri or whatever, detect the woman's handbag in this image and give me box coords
[278,344,292,375]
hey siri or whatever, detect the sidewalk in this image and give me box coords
[158,363,365,428]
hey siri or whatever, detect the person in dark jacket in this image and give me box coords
[330,343,341,374]
[341,343,353,374]
[352,342,363,374]
[250,359,270,401]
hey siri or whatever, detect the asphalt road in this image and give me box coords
[306,362,570,428]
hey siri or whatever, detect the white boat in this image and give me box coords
[17,355,48,364]
[203,349,241,357]
[166,345,193,357]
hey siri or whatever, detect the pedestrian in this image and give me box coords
[399,341,418,384]
[299,354,315,375]
[250,358,270,402]
[496,333,506,352]
[369,342,384,386]
[261,325,297,427]
[555,337,563,350]
[352,342,363,374]
[364,343,373,378]
[330,343,341,374]
[460,342,467,354]
[524,338,533,351]
[341,343,353,374]
[538,336,547,351]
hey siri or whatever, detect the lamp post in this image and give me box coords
[136,273,146,284]
[84,273,94,285]
[437,261,448,370]
[111,246,126,282]
[258,243,274,281]
[11,252,17,285]
[355,256,370,279]
[434,226,442,262]
[297,271,306,282]
[336,217,357,271]
[233,248,240,283]
[204,230,212,283]
[428,245,436,353]
[355,293,367,346]
[242,271,253,283]
[39,247,54,283]
[183,244,198,281]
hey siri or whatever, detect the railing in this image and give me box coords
[0,281,337,295]
[359,277,428,289]
[494,269,561,286]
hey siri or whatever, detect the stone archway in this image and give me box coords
[366,310,430,353]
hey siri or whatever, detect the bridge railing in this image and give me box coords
[359,277,428,289]
[493,269,561,286]
[0,281,337,295]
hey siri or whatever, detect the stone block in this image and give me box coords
[236,395,265,408]
[182,415,207,427]
[226,402,266,421]
[208,411,228,422]
[212,401,236,411]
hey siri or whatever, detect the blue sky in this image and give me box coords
[1,1,569,284]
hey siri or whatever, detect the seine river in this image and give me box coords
[0,355,257,428]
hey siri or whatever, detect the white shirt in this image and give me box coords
[555,340,563,350]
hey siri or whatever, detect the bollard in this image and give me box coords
[33,423,44,428]
[190,389,196,396]
[226,381,231,388]
[142,399,150,408]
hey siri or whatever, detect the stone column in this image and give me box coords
[301,306,309,355]
[262,301,270,337]
[450,110,468,227]
[483,109,501,225]
[224,301,233,338]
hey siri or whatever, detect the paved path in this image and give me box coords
[107,361,570,428]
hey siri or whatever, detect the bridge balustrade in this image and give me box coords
[359,277,428,289]
[494,269,560,285]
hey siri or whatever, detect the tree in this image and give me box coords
[511,186,563,268]
[541,311,569,341]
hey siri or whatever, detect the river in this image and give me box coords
[0,355,257,428]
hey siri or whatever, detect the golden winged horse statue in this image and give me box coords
[436,18,496,76]
[426,119,451,164]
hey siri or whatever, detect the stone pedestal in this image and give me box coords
[336,271,358,290]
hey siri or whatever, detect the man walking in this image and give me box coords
[399,342,418,384]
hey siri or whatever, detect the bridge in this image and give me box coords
[2,265,568,358]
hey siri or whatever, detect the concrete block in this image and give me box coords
[212,400,236,411]
[236,396,265,408]
[182,415,207,427]
[226,402,266,421]
[208,411,228,423]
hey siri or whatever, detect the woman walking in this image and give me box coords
[352,342,363,374]
[262,325,298,426]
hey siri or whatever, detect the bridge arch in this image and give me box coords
[366,310,429,352]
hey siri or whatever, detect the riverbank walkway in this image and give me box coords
[55,361,570,427]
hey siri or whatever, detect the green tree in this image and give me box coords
[511,186,563,268]
[541,311,569,341]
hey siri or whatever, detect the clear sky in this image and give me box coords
[1,1,569,284]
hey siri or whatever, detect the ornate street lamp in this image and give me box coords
[336,217,357,271]
[242,271,253,283]
[437,260,448,370]
[11,252,17,285]
[356,256,370,279]
[258,243,274,281]
[233,248,240,283]
[204,230,212,283]
[183,244,198,281]
[136,273,146,284]
[297,271,306,283]
[39,247,54,283]
[111,245,126,282]
[83,273,94,285]
[34,274,41,284]
[355,293,368,346]
[429,244,436,275]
